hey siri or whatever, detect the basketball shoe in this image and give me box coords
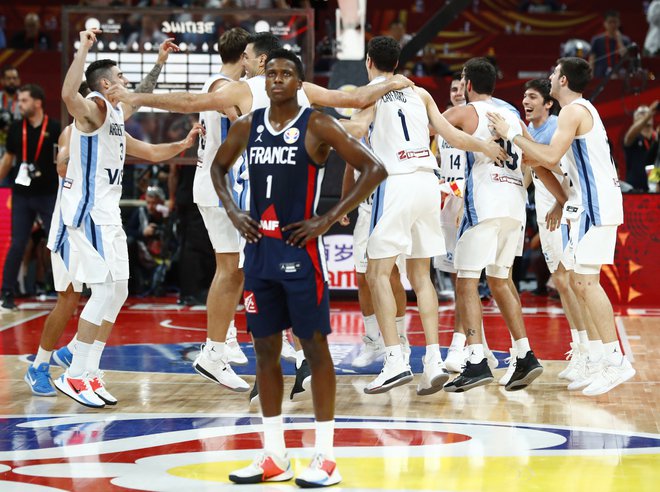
[505,350,543,391]
[53,371,105,408]
[52,346,73,369]
[416,352,450,395]
[582,353,635,396]
[352,335,385,368]
[498,347,517,386]
[364,351,413,394]
[193,344,250,392]
[24,363,56,397]
[444,358,494,392]
[229,451,293,484]
[295,453,342,488]
[290,359,312,402]
[88,371,117,405]
[225,325,248,366]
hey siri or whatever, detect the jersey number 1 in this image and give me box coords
[266,174,273,199]
[398,109,410,141]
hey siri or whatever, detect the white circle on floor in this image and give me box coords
[12,463,141,478]
[0,482,69,491]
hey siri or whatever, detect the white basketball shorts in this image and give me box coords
[198,205,245,268]
[562,213,618,275]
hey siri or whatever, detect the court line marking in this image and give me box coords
[615,316,634,363]
[160,319,205,332]
[0,311,49,332]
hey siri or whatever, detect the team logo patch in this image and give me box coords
[244,291,258,313]
[283,127,300,144]
[63,178,74,189]
[259,204,282,239]
[255,124,265,143]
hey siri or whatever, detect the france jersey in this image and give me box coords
[562,98,623,227]
[61,92,125,227]
[244,106,327,292]
[194,74,234,207]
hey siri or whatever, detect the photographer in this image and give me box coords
[126,186,171,295]
[0,84,60,310]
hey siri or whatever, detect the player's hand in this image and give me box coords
[157,38,180,64]
[650,100,659,114]
[486,112,510,140]
[107,83,133,106]
[181,123,204,149]
[545,201,563,231]
[390,74,415,90]
[338,215,350,226]
[228,209,262,243]
[282,216,332,248]
[79,29,101,50]
[484,138,508,165]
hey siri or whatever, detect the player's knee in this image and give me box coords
[103,280,128,324]
[553,269,569,293]
[80,281,115,325]
[254,334,283,363]
[486,276,508,294]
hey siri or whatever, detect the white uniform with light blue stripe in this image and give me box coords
[61,92,125,227]
[562,98,623,230]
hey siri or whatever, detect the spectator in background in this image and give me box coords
[412,45,452,78]
[0,84,60,311]
[623,102,658,191]
[645,0,660,56]
[10,13,51,50]
[388,20,412,48]
[125,16,168,52]
[1,66,22,163]
[519,0,562,13]
[589,10,631,78]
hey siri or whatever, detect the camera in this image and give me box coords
[27,163,41,179]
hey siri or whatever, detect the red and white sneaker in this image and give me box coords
[295,453,342,488]
[53,371,105,408]
[228,451,293,484]
[88,371,118,405]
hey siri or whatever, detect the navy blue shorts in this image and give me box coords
[243,275,331,340]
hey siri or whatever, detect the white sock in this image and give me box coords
[227,320,237,338]
[578,330,589,345]
[69,341,92,377]
[295,349,305,369]
[589,339,604,361]
[467,343,484,363]
[262,415,286,457]
[67,334,78,354]
[395,316,406,339]
[205,339,225,361]
[314,420,335,460]
[363,314,380,340]
[425,343,440,359]
[86,340,106,374]
[450,332,466,349]
[385,344,403,360]
[515,337,531,356]
[570,329,579,345]
[603,341,624,363]
[33,347,52,368]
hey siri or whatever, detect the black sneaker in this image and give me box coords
[443,358,494,393]
[249,380,259,406]
[290,359,312,401]
[1,290,18,311]
[505,350,543,391]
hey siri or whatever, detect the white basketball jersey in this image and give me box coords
[47,178,65,251]
[562,98,623,226]
[61,92,126,227]
[437,135,466,226]
[194,74,233,207]
[462,99,526,226]
[370,82,437,175]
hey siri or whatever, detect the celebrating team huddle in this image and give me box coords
[25,25,635,488]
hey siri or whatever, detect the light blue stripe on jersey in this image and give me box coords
[59,229,70,268]
[84,215,105,258]
[572,139,601,226]
[492,97,521,119]
[369,179,387,234]
[463,151,478,226]
[528,115,557,145]
[73,135,99,227]
[217,117,232,208]
[561,223,569,250]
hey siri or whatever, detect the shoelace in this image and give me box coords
[564,349,574,361]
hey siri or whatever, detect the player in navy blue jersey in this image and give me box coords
[211,49,387,487]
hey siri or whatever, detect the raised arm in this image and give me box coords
[488,105,582,169]
[303,74,412,109]
[623,101,658,147]
[62,29,103,126]
[121,38,179,120]
[108,79,250,115]
[125,123,202,162]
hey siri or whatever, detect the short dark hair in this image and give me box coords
[463,57,497,95]
[266,48,305,80]
[604,10,620,20]
[85,59,117,92]
[78,81,90,97]
[1,65,18,78]
[367,36,400,73]
[524,78,559,115]
[248,32,282,58]
[18,83,45,103]
[557,57,591,93]
[451,72,462,82]
[219,27,251,64]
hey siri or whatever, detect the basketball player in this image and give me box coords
[108,32,412,398]
[487,57,635,395]
[441,58,544,393]
[53,29,202,408]
[518,78,587,384]
[342,37,507,396]
[191,27,252,393]
[25,38,181,397]
[210,49,387,487]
